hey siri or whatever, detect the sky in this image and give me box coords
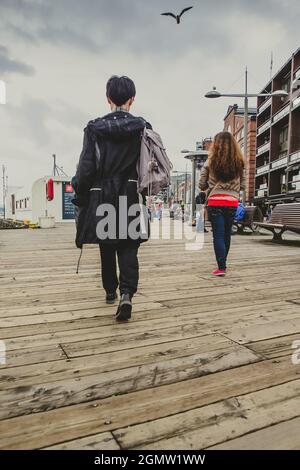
[0,0,300,195]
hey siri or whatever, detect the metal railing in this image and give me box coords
[258,96,272,114]
[272,103,290,124]
[257,119,271,136]
[256,163,270,175]
[257,141,270,156]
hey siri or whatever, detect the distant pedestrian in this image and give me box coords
[156,201,163,220]
[180,200,185,222]
[147,196,154,221]
[199,131,245,276]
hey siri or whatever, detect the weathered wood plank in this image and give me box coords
[0,334,234,388]
[0,356,298,449]
[222,317,300,344]
[0,222,299,450]
[114,379,300,450]
[0,343,259,420]
[246,333,300,360]
[1,300,299,340]
[0,345,67,368]
[45,432,120,450]
[208,416,300,450]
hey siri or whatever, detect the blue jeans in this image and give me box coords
[208,206,236,270]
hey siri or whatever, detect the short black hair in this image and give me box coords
[106,75,136,106]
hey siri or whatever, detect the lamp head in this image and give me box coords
[205,87,221,98]
[272,90,289,98]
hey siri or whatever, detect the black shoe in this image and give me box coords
[116,293,132,322]
[106,292,118,305]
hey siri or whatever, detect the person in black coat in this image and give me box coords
[72,76,151,322]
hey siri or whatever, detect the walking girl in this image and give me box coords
[199,132,245,276]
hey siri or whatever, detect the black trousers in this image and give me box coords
[99,241,139,297]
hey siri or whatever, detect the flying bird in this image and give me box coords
[161,6,193,24]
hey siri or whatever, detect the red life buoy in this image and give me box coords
[46,179,54,201]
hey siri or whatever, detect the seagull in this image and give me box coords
[161,6,193,24]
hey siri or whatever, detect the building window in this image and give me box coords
[279,125,289,155]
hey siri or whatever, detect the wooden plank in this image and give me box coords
[0,345,66,368]
[61,304,300,358]
[222,317,300,344]
[1,300,299,340]
[0,298,160,318]
[45,432,120,450]
[246,333,300,359]
[114,379,300,450]
[0,305,168,333]
[0,221,299,450]
[0,355,298,450]
[2,301,298,355]
[208,416,300,450]
[1,277,299,309]
[0,334,234,388]
[0,258,297,287]
[0,262,296,289]
[162,286,300,309]
[0,342,259,420]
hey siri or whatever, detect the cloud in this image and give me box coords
[4,96,89,147]
[0,45,35,75]
[0,0,299,191]
[5,97,51,146]
[1,0,299,58]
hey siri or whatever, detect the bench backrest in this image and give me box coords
[269,203,300,228]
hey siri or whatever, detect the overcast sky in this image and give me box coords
[0,0,299,194]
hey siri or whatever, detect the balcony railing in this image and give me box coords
[289,150,300,164]
[256,163,270,175]
[293,96,300,110]
[295,67,300,80]
[257,141,270,156]
[257,119,271,136]
[272,103,290,124]
[258,97,272,115]
[271,156,288,171]
[256,163,270,176]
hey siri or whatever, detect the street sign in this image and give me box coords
[62,182,75,220]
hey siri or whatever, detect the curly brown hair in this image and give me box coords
[209,132,244,182]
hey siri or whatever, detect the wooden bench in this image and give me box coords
[256,202,300,240]
[233,206,263,233]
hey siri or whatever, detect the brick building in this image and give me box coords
[255,47,300,206]
[223,104,257,202]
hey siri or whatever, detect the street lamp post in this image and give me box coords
[205,68,288,203]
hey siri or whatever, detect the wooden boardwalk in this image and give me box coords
[0,222,300,450]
